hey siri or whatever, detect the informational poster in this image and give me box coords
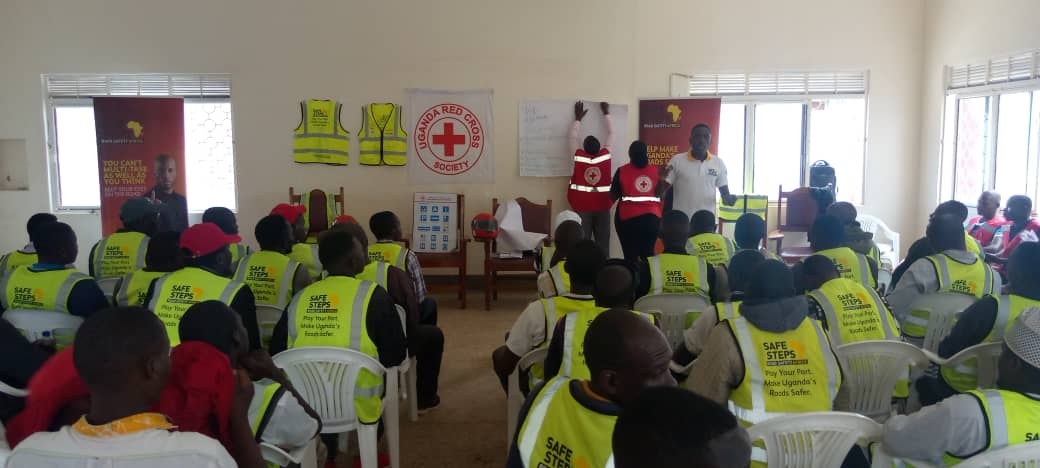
[638,98,721,167]
[412,192,459,253]
[407,89,494,184]
[518,99,629,177]
[94,97,186,235]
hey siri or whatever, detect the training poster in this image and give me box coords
[638,98,721,167]
[407,89,495,184]
[412,192,459,253]
[94,97,186,235]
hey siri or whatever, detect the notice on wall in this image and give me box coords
[638,98,721,167]
[518,99,629,177]
[412,192,459,253]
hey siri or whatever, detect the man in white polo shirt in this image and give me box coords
[661,124,737,217]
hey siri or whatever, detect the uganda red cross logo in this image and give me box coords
[584,166,601,185]
[635,175,652,193]
[414,103,485,175]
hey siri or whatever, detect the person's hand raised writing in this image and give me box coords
[600,101,610,115]
[574,101,588,121]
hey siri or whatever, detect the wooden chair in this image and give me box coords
[415,194,470,309]
[479,198,552,310]
[770,185,818,263]
[289,187,345,242]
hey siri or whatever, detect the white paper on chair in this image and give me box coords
[494,199,547,255]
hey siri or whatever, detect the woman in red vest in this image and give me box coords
[611,141,664,261]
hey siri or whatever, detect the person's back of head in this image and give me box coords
[660,210,690,248]
[1008,242,1040,296]
[826,202,858,226]
[745,260,796,305]
[255,214,294,253]
[319,229,366,276]
[594,260,637,309]
[613,386,750,468]
[809,215,845,251]
[628,141,649,168]
[801,255,841,292]
[26,212,58,244]
[33,221,77,265]
[330,220,371,252]
[178,300,248,362]
[583,135,601,156]
[369,211,401,241]
[119,197,160,236]
[145,231,183,272]
[553,220,584,254]
[584,309,675,406]
[727,250,766,296]
[74,306,170,404]
[565,240,607,289]
[690,210,717,236]
[733,214,765,250]
[933,200,970,224]
[926,214,967,252]
[180,223,240,276]
[1006,195,1034,223]
[201,207,238,235]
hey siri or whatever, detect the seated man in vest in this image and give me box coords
[638,210,719,300]
[370,211,438,326]
[887,215,999,345]
[968,191,1008,254]
[826,202,882,269]
[0,212,57,272]
[144,222,261,350]
[492,240,606,392]
[612,386,751,468]
[916,242,1040,405]
[8,307,237,467]
[807,215,878,289]
[235,215,311,310]
[0,221,107,317]
[892,200,979,286]
[881,309,1040,465]
[687,260,844,465]
[686,210,737,266]
[203,207,250,271]
[537,220,585,298]
[507,309,676,468]
[989,195,1040,279]
[270,230,406,467]
[335,221,444,412]
[113,231,183,306]
[89,197,159,280]
[802,255,900,346]
[535,211,581,273]
[733,213,779,261]
[270,203,322,279]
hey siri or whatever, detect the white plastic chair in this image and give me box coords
[747,411,882,468]
[256,305,283,349]
[877,270,893,295]
[906,292,979,352]
[96,277,120,300]
[858,214,900,269]
[0,380,27,398]
[836,341,930,421]
[633,294,711,351]
[957,441,1040,468]
[260,437,318,468]
[506,348,548,447]
[869,444,939,468]
[922,341,1004,390]
[394,305,419,422]
[3,309,84,343]
[272,347,398,468]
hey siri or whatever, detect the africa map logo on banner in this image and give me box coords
[408,89,495,184]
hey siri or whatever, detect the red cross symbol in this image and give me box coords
[636,177,652,192]
[432,122,466,157]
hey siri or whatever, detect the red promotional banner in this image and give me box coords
[94,97,186,235]
[638,98,722,167]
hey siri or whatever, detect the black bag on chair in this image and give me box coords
[809,160,836,193]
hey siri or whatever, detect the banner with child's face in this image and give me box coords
[638,98,721,167]
[94,97,186,235]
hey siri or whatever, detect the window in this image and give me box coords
[44,74,236,211]
[942,49,1040,206]
[689,71,868,203]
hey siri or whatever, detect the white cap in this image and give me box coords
[554,210,582,231]
[1006,307,1040,369]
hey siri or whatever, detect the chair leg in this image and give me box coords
[385,370,401,468]
[492,270,498,300]
[407,358,419,422]
[357,425,378,468]
[485,265,492,311]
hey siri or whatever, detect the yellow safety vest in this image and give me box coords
[815,247,876,289]
[357,261,390,288]
[287,276,383,424]
[300,191,337,241]
[248,379,286,438]
[943,390,1040,465]
[516,377,617,468]
[902,254,995,341]
[289,243,322,279]
[0,251,36,273]
[358,103,408,166]
[647,253,709,296]
[686,233,736,266]
[716,301,743,322]
[808,278,899,346]
[717,194,768,222]
[548,261,571,296]
[91,231,149,279]
[293,99,350,165]
[0,266,92,314]
[558,309,653,381]
[368,243,407,270]
[538,246,556,273]
[229,243,250,271]
[867,244,882,268]
[940,295,1040,392]
[528,296,600,386]
[147,267,245,346]
[114,269,166,306]
[965,230,984,261]
[234,251,302,309]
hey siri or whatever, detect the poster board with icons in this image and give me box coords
[412,192,459,253]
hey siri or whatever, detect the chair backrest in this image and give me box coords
[3,309,84,343]
[857,214,901,266]
[289,186,346,235]
[777,186,818,233]
[272,346,386,434]
[255,305,283,349]
[909,292,979,352]
[836,340,930,420]
[747,411,882,468]
[943,341,1004,389]
[956,441,1040,468]
[0,380,28,398]
[634,294,711,351]
[394,305,407,339]
[96,277,120,298]
[877,270,893,295]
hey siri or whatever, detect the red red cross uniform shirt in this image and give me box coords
[617,163,662,220]
[567,148,614,212]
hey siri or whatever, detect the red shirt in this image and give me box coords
[616,164,662,220]
[967,214,1008,246]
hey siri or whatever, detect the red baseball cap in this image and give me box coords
[180,222,242,257]
[270,203,307,223]
[334,215,357,225]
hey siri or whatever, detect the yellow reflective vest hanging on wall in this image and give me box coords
[358,103,408,166]
[293,100,351,165]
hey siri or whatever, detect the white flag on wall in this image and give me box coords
[407,88,495,184]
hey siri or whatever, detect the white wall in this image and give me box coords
[0,0,926,272]
[916,0,1040,239]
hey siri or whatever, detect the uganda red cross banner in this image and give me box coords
[407,88,495,184]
